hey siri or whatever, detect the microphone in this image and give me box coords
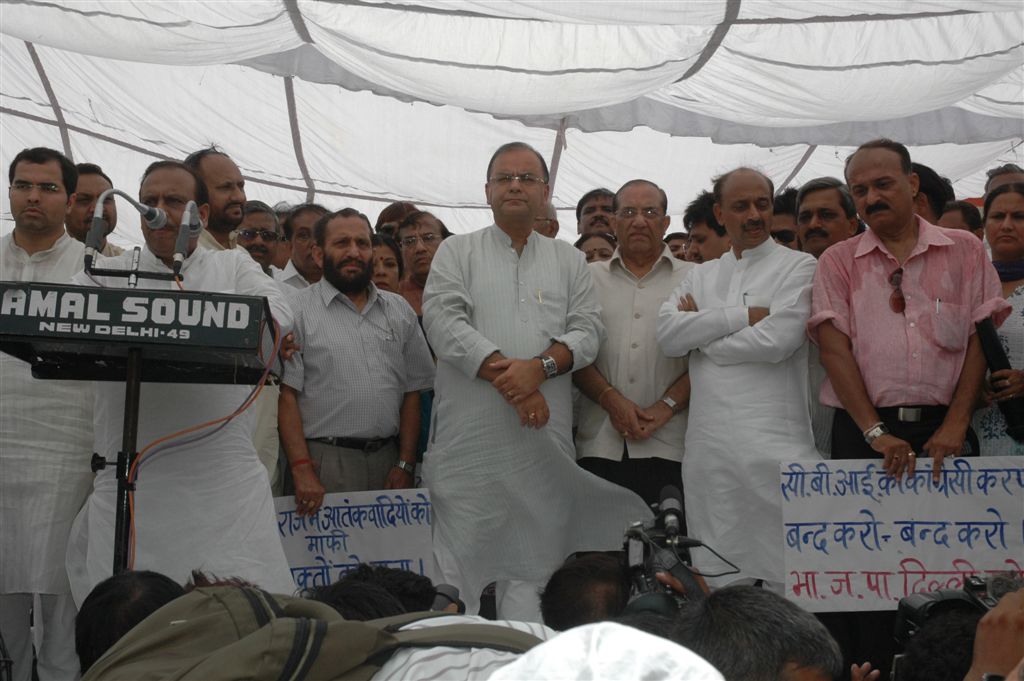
[172,201,199,277]
[658,485,685,539]
[141,204,167,230]
[84,188,116,272]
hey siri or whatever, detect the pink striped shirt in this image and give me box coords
[808,217,1009,408]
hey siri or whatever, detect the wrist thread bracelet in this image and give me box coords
[291,458,313,469]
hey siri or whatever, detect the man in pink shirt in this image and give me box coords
[808,138,1009,680]
[809,138,1008,478]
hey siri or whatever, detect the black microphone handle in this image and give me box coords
[975,317,1024,443]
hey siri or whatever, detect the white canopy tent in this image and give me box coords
[1,0,1022,247]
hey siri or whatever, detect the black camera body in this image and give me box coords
[621,486,706,616]
[894,574,997,646]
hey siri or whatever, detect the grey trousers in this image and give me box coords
[305,439,398,492]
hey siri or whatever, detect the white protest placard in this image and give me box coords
[274,488,435,592]
[781,457,1023,612]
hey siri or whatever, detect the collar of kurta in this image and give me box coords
[854,214,954,262]
[728,234,777,263]
[316,277,380,313]
[5,229,74,260]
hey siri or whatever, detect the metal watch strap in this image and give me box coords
[661,396,678,412]
[863,422,889,445]
[394,459,415,474]
[535,354,558,379]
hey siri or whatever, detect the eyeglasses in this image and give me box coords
[235,229,281,242]
[889,267,905,314]
[11,180,62,194]
[400,233,442,249]
[616,207,664,220]
[488,173,546,186]
[771,229,797,245]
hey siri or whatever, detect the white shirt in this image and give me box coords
[277,259,312,290]
[656,238,821,584]
[577,246,693,462]
[374,615,554,680]
[422,225,652,614]
[65,246,296,605]
[1,231,94,594]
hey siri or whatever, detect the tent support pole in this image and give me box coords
[25,41,73,161]
[548,117,568,193]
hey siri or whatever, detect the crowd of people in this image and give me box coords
[1,139,1023,681]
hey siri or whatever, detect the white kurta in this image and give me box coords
[422,226,652,611]
[656,238,821,584]
[66,246,296,605]
[1,232,94,594]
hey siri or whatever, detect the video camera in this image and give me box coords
[622,485,706,616]
[894,574,999,646]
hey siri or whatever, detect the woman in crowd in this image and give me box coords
[974,182,1024,456]
[574,232,616,263]
[371,234,403,293]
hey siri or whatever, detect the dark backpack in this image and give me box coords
[83,586,543,681]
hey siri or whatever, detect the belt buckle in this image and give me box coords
[897,407,922,422]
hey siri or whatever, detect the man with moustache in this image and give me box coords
[66,160,296,607]
[234,200,283,275]
[423,142,650,621]
[657,167,820,589]
[277,202,328,289]
[65,162,123,256]
[575,188,616,235]
[807,138,1007,681]
[278,209,434,508]
[574,179,693,506]
[2,147,90,681]
[185,147,246,251]
[795,177,860,454]
[682,190,730,264]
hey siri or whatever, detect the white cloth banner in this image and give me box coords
[781,457,1024,613]
[274,488,435,592]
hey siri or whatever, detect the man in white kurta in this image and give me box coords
[65,161,295,605]
[1,148,93,681]
[422,143,651,621]
[656,168,821,587]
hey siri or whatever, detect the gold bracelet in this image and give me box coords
[597,385,616,406]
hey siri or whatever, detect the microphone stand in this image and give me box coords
[84,191,196,574]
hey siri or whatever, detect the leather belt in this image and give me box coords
[875,405,947,424]
[311,436,397,453]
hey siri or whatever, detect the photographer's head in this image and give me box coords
[673,585,842,681]
[540,553,631,631]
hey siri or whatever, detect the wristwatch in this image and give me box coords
[863,422,889,445]
[661,396,679,413]
[393,459,415,475]
[535,354,559,379]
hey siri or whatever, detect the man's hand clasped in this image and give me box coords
[490,358,550,428]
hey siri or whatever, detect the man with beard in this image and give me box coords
[278,209,435,509]
[65,162,123,256]
[185,147,246,251]
[576,188,615,235]
[657,167,821,590]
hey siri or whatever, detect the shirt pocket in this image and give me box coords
[932,302,968,352]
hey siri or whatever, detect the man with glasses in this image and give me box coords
[533,202,559,239]
[806,137,1007,681]
[422,142,650,621]
[396,210,450,316]
[234,200,283,275]
[574,180,693,507]
[277,203,328,289]
[657,167,820,591]
[771,187,800,250]
[2,147,91,681]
